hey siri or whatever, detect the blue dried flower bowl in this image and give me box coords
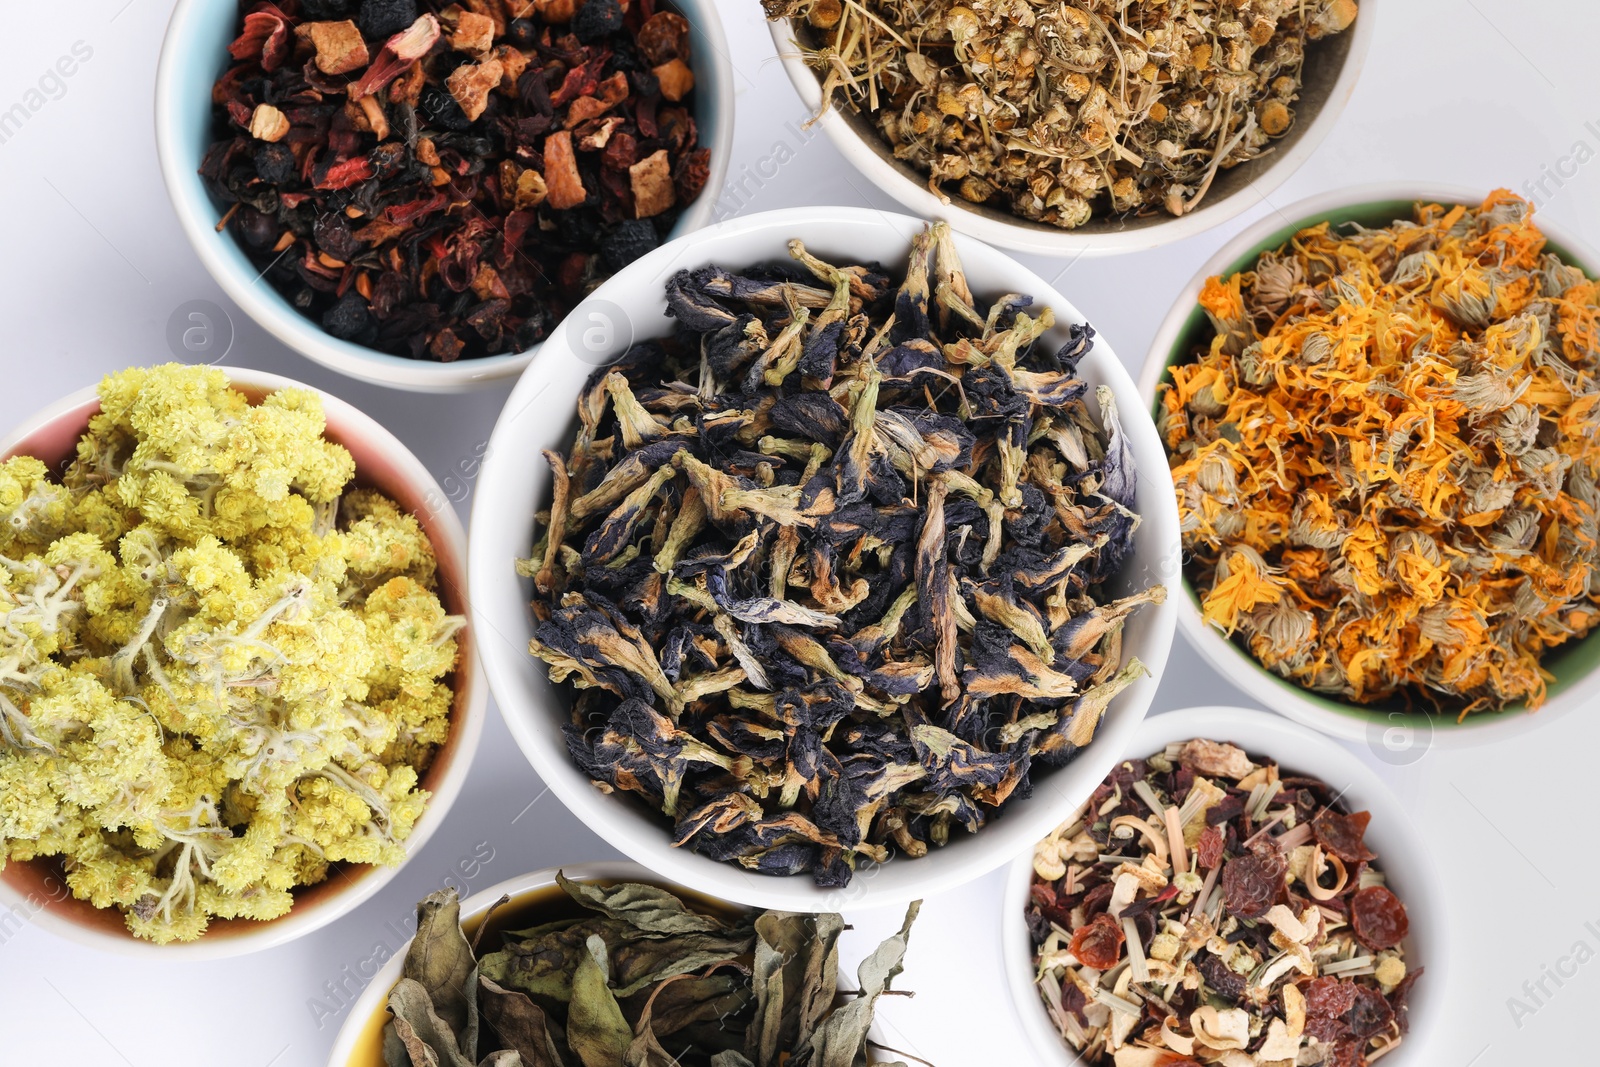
[154,0,734,392]
[1139,183,1600,750]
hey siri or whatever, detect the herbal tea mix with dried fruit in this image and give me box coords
[1026,739,1422,1067]
[380,874,920,1067]
[763,0,1356,228]
[204,0,711,361]
[523,222,1164,886]
[1162,191,1600,715]
[0,366,463,942]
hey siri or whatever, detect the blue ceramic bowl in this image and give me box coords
[155,0,734,392]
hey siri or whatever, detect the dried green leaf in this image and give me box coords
[558,871,730,936]
[568,935,635,1067]
[480,976,569,1067]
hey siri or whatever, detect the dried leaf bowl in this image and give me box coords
[0,367,486,958]
[1139,184,1600,748]
[468,205,1180,914]
[323,861,901,1066]
[765,3,1375,257]
[1003,706,1448,1067]
[154,0,735,393]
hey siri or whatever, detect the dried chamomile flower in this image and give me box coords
[765,0,1356,228]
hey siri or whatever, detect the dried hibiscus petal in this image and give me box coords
[1350,885,1409,950]
[1069,913,1125,970]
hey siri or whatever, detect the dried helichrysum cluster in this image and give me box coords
[764,0,1355,228]
[386,875,916,1067]
[0,365,462,942]
[1162,192,1600,713]
[524,222,1163,886]
[204,0,710,361]
[1027,739,1421,1067]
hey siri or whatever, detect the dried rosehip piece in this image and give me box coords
[1350,885,1410,950]
[201,0,713,362]
[1068,913,1124,971]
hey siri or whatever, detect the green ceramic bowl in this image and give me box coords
[1137,184,1600,751]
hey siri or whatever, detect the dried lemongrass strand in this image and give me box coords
[764,0,1356,228]
[1163,191,1600,714]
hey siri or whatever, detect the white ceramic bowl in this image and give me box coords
[766,7,1375,257]
[0,367,486,959]
[1138,184,1600,750]
[1003,706,1448,1067]
[154,0,735,392]
[470,205,1180,912]
[324,860,893,1067]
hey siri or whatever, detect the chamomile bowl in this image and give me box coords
[469,205,1180,914]
[154,0,735,393]
[1003,705,1448,1067]
[1138,184,1600,749]
[765,4,1374,257]
[324,861,895,1066]
[0,367,486,959]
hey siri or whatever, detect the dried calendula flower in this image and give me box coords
[525,223,1162,887]
[1162,191,1600,715]
[1024,741,1424,1066]
[763,0,1355,228]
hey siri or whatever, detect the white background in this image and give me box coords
[0,1,1596,1064]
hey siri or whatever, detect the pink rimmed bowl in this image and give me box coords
[0,366,486,959]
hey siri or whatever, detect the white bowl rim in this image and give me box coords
[0,366,487,960]
[1001,705,1450,1067]
[153,0,737,393]
[1137,181,1600,749]
[763,8,1376,257]
[469,203,1180,913]
[324,860,656,1067]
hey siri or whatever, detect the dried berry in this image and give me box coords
[1220,840,1285,919]
[418,83,472,131]
[1303,976,1359,1019]
[1311,808,1376,864]
[507,18,539,48]
[572,0,625,42]
[1345,984,1395,1041]
[599,219,659,271]
[253,142,297,185]
[322,291,374,341]
[1198,952,1246,1002]
[359,0,417,39]
[1069,913,1125,970]
[1350,885,1409,950]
